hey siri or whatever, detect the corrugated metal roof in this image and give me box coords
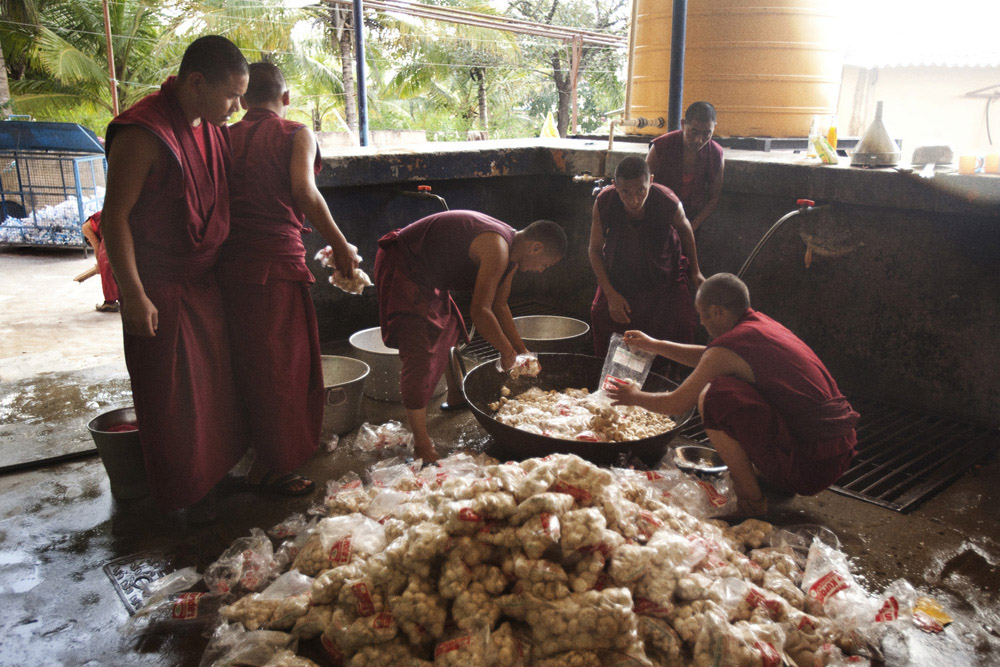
[0,121,105,154]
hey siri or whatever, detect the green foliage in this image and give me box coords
[1,0,626,140]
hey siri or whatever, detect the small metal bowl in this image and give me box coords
[674,445,728,475]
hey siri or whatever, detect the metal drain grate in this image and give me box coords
[457,299,568,362]
[672,396,999,513]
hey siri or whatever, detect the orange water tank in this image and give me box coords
[626,0,843,137]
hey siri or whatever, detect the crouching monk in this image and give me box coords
[607,273,859,516]
[375,211,567,462]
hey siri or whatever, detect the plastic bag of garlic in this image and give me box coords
[196,453,914,666]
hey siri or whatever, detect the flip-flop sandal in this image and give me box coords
[258,472,315,497]
[217,472,249,493]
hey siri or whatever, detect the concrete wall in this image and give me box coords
[311,140,1000,427]
[837,65,1000,158]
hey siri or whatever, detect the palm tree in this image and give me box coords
[0,0,41,116]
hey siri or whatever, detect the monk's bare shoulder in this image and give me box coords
[701,345,755,384]
[469,231,509,267]
[107,125,166,177]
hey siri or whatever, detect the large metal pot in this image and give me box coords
[513,315,591,353]
[320,356,370,434]
[458,352,694,467]
[349,327,446,402]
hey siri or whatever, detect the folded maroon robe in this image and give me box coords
[88,211,119,302]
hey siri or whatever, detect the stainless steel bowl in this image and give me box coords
[674,445,728,475]
[320,355,370,434]
[348,326,446,402]
[513,315,590,353]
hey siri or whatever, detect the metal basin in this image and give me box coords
[348,326,446,402]
[320,356,370,435]
[459,352,693,467]
[514,315,590,353]
[673,445,728,476]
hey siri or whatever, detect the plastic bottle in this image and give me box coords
[827,115,838,151]
[807,116,819,158]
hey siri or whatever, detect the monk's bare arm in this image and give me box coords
[588,202,630,323]
[609,346,738,415]
[491,270,528,356]
[469,233,517,367]
[624,330,707,368]
[289,128,359,275]
[670,205,705,287]
[689,156,723,231]
[645,144,659,180]
[102,126,160,337]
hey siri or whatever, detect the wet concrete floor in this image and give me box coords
[1,248,998,666]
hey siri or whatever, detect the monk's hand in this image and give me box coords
[606,377,642,407]
[499,348,518,372]
[623,330,656,353]
[607,290,631,324]
[122,293,158,337]
[333,242,361,276]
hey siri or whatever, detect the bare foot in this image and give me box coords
[736,493,768,518]
[415,446,442,465]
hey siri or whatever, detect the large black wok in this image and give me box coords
[457,352,695,467]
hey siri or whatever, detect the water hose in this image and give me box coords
[737,199,828,280]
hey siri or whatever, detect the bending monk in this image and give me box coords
[646,101,724,234]
[607,273,859,517]
[102,36,250,519]
[218,62,360,496]
[375,211,567,462]
[81,210,120,312]
[589,155,704,359]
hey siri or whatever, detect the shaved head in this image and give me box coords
[244,61,287,106]
[696,273,750,314]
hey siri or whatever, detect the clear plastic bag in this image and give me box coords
[128,592,227,635]
[354,421,414,453]
[498,352,541,378]
[315,246,371,295]
[139,566,201,608]
[204,528,277,595]
[198,622,295,667]
[292,514,386,576]
[599,333,655,392]
[524,587,640,657]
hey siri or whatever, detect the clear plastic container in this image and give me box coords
[598,333,656,392]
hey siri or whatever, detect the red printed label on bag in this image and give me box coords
[540,513,555,535]
[373,610,394,629]
[551,481,591,503]
[328,537,352,566]
[593,572,610,591]
[353,582,376,616]
[240,555,264,590]
[171,592,205,620]
[459,507,482,522]
[797,615,817,632]
[634,597,671,617]
[746,589,783,620]
[695,480,728,507]
[875,596,900,623]
[435,636,472,656]
[914,611,945,633]
[344,480,363,490]
[321,635,345,662]
[808,571,849,605]
[754,641,781,667]
[644,470,665,481]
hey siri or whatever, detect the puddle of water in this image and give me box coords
[0,551,41,594]
[0,375,132,426]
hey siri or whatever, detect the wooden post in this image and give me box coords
[101,0,119,116]
[569,35,582,135]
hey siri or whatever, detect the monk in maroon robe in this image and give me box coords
[81,211,120,312]
[375,211,567,461]
[608,273,858,517]
[101,36,250,519]
[589,156,704,359]
[646,101,724,233]
[218,63,360,495]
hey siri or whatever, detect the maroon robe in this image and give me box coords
[648,130,723,222]
[591,183,696,357]
[106,77,248,512]
[217,108,324,474]
[374,210,516,409]
[88,211,119,302]
[702,309,860,495]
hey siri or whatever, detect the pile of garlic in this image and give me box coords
[205,453,884,667]
[489,386,676,442]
